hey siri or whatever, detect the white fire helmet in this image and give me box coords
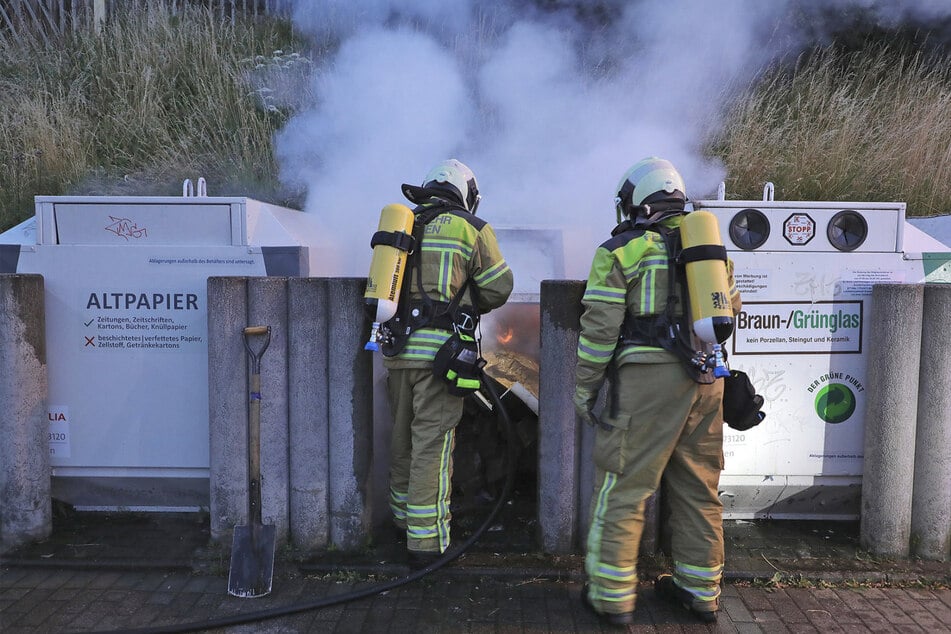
[421,159,481,214]
[615,157,686,223]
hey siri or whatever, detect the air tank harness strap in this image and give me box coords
[679,243,726,265]
[404,299,478,332]
[375,208,436,356]
[407,203,479,333]
[609,225,712,414]
[370,230,416,252]
[379,203,477,357]
[607,315,669,419]
[620,315,667,347]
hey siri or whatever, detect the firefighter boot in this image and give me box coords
[580,584,635,627]
[407,550,441,571]
[655,574,718,623]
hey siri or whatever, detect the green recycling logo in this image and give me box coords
[814,383,856,424]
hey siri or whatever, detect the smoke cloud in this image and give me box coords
[274,0,951,280]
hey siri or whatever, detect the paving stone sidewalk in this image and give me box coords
[1,514,949,633]
[2,564,950,633]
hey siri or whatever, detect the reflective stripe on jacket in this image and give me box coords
[576,215,740,391]
[384,207,513,368]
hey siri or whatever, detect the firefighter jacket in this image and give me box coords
[383,205,513,369]
[575,214,741,392]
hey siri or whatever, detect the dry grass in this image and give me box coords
[1,15,949,231]
[713,45,951,215]
[0,3,302,230]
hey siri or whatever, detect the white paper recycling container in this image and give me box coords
[697,191,951,519]
[0,194,311,510]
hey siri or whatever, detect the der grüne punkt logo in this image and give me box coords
[814,383,856,424]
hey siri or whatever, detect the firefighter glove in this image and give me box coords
[573,384,600,427]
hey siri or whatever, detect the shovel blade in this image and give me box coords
[227,522,276,598]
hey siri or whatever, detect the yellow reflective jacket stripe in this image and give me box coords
[385,208,513,366]
[575,216,741,390]
[575,224,667,389]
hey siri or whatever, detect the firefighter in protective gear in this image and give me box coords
[384,159,513,566]
[574,157,741,625]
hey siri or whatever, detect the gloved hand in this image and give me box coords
[573,384,600,427]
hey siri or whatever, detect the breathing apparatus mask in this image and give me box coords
[722,369,766,430]
[432,325,486,397]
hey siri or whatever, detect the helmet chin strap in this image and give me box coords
[615,197,654,224]
[633,205,690,229]
[617,203,653,225]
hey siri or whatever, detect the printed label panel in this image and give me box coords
[732,300,863,355]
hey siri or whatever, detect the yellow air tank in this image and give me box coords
[364,203,415,351]
[679,210,734,345]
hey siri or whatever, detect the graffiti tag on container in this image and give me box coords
[105,216,148,240]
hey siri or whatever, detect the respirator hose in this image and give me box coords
[94,371,517,634]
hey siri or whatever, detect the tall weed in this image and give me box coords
[0,3,302,230]
[713,44,951,215]
[1,17,949,231]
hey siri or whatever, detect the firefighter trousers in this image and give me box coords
[585,361,725,615]
[387,367,463,554]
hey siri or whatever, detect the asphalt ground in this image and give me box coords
[2,504,950,634]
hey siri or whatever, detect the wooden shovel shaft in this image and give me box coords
[248,370,263,525]
[243,325,269,525]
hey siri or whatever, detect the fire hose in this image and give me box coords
[90,371,518,634]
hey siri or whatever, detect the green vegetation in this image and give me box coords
[714,44,951,214]
[0,3,305,230]
[1,6,949,232]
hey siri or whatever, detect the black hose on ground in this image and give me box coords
[89,373,518,634]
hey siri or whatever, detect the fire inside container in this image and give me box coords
[442,228,558,525]
[452,303,541,511]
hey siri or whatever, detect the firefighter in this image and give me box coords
[573,157,742,625]
[383,159,513,568]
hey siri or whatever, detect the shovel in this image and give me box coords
[228,325,276,598]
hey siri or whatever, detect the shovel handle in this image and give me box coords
[243,326,271,374]
[243,325,270,525]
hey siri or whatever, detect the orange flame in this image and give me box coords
[497,328,514,345]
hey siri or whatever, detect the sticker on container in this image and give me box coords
[49,406,71,457]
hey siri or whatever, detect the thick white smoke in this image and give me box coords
[274,0,950,279]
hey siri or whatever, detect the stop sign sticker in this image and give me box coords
[783,213,815,245]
